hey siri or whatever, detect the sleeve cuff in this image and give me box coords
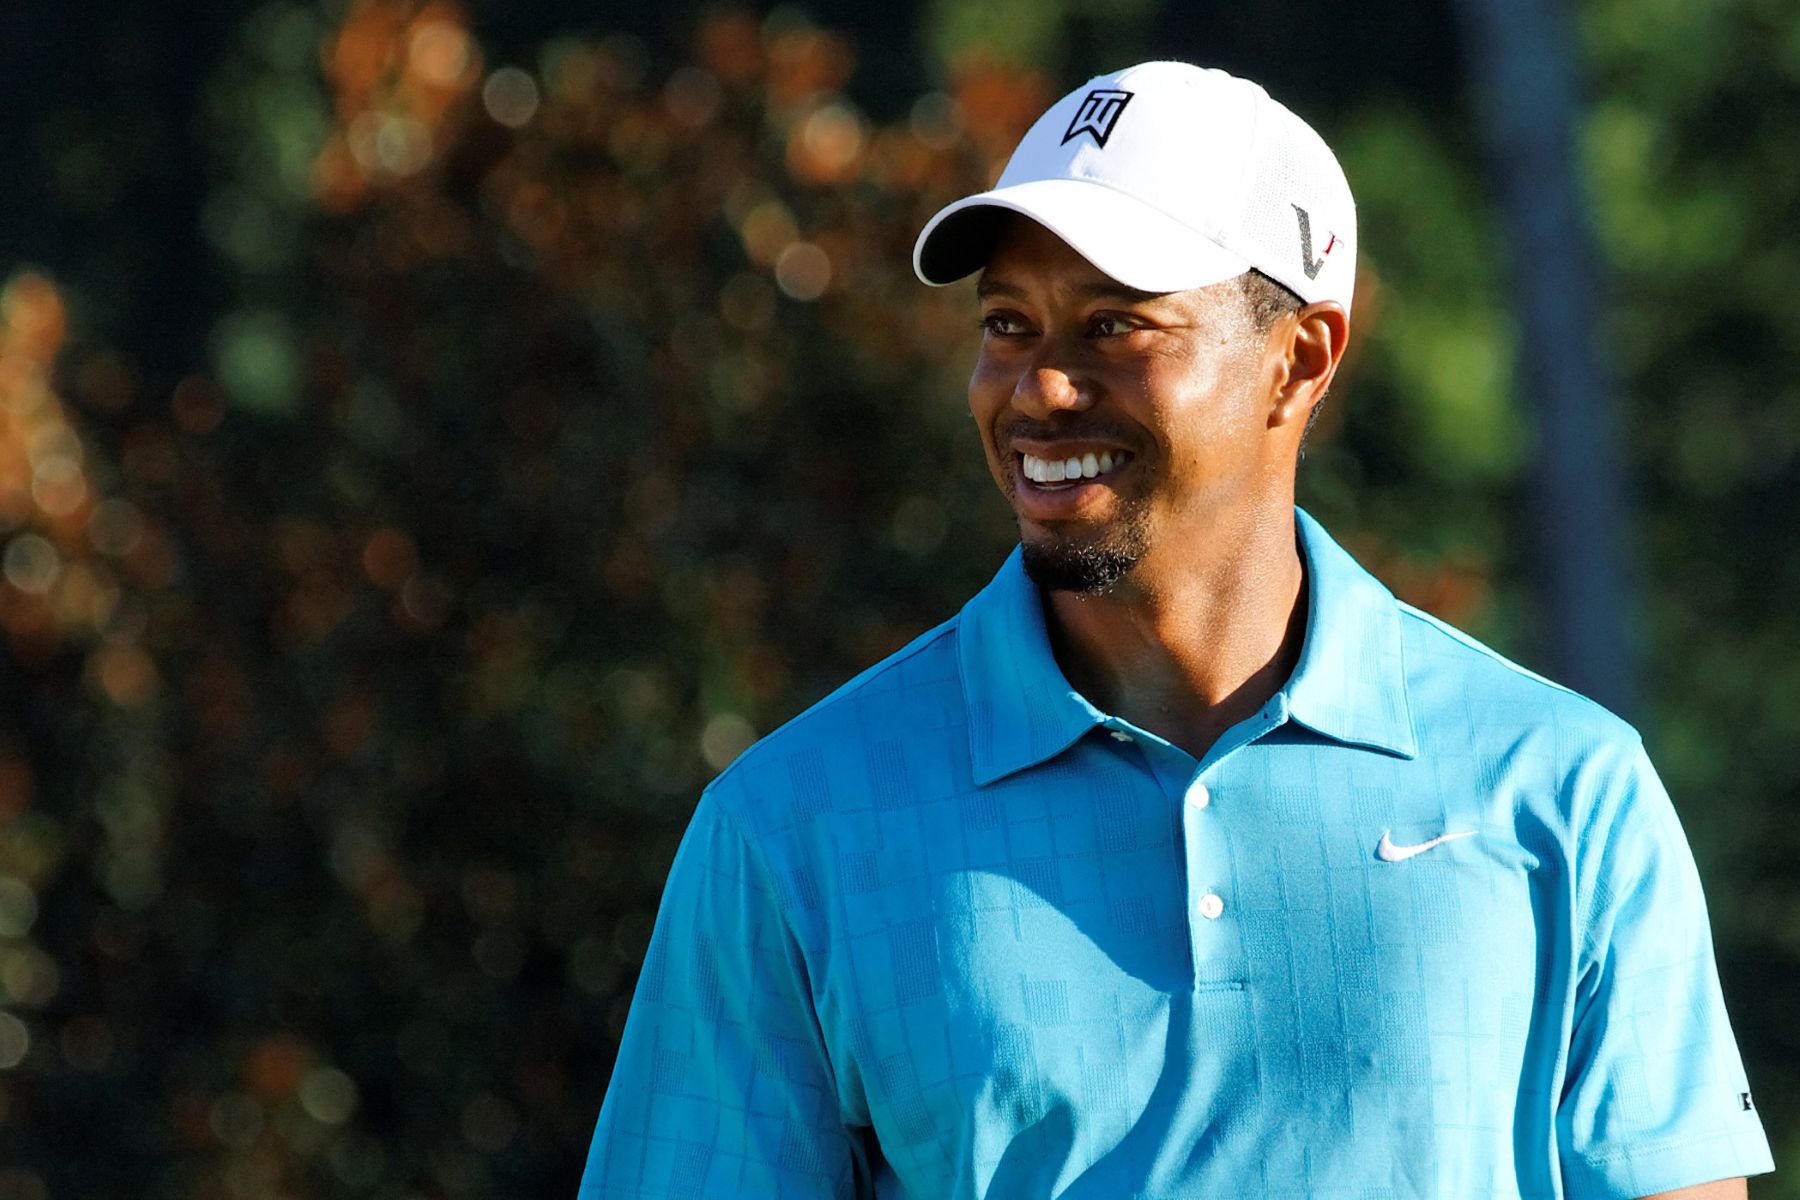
[1561,1126,1776,1199]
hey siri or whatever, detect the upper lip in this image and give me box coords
[1009,438,1132,458]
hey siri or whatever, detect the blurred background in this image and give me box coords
[0,0,1794,1196]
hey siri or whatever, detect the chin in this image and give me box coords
[1020,532,1145,595]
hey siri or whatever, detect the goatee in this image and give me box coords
[1020,517,1148,595]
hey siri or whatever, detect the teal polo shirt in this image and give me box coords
[580,508,1773,1199]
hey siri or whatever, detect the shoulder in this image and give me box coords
[1390,602,1676,879]
[703,613,967,827]
[1394,599,1642,763]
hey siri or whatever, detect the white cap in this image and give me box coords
[913,61,1357,313]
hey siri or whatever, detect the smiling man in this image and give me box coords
[578,63,1773,1199]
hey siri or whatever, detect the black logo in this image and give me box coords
[1292,204,1340,280]
[1742,1092,1755,1111]
[1062,89,1134,148]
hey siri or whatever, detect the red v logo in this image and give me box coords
[1292,204,1337,280]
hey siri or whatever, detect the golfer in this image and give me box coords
[578,61,1774,1199]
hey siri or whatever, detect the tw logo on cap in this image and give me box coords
[1062,89,1134,148]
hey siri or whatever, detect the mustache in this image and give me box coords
[995,416,1140,448]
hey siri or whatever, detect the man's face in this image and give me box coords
[969,216,1288,594]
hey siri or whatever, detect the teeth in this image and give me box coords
[1021,451,1128,484]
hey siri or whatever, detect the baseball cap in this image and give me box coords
[912,61,1357,313]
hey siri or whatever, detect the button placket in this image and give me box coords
[1181,773,1233,982]
[1190,786,1224,919]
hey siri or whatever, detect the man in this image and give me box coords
[579,62,1774,1199]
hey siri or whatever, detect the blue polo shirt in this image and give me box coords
[580,508,1773,1199]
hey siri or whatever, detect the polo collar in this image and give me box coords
[956,545,1110,787]
[1284,507,1418,759]
[957,507,1417,786]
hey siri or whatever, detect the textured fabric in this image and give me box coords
[579,508,1773,1199]
[912,62,1357,312]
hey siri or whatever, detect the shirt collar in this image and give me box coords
[955,544,1110,787]
[956,506,1417,786]
[1283,507,1418,759]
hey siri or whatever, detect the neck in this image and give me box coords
[1043,504,1308,762]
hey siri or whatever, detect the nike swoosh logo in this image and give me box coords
[1376,829,1476,862]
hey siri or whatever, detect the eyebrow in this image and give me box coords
[976,276,1167,304]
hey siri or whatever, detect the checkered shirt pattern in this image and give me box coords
[579,508,1774,1199]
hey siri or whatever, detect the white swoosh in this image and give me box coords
[1376,829,1476,862]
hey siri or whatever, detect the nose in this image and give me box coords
[1011,358,1092,418]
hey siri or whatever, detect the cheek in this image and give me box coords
[1140,369,1265,476]
[968,354,1012,407]
[967,360,1014,447]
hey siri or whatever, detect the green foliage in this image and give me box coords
[1579,1,1800,1183]
[925,0,1157,74]
[1296,106,1525,658]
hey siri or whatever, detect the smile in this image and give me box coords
[1020,450,1132,487]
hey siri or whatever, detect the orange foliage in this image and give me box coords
[948,57,1055,158]
[314,0,484,212]
[0,272,163,702]
[242,1034,313,1103]
[300,3,1053,334]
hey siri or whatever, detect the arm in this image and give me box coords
[1556,739,1772,1198]
[1641,1181,1747,1200]
[578,791,864,1198]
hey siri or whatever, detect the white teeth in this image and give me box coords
[1022,451,1128,484]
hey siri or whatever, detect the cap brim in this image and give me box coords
[912,178,1253,293]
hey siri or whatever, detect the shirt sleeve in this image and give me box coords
[1556,738,1775,1199]
[578,790,866,1199]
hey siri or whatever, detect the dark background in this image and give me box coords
[0,1,1793,1196]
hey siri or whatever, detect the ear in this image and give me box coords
[1268,301,1349,431]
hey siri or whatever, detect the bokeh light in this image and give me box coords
[774,241,832,300]
[482,66,540,127]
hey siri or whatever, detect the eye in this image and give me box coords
[979,310,1033,338]
[1088,312,1138,338]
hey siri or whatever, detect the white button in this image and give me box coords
[1198,893,1225,920]
[1189,784,1211,810]
[1109,730,1133,743]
